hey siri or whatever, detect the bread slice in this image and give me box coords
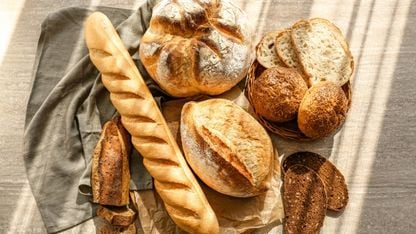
[283,164,327,234]
[97,205,137,227]
[291,18,354,87]
[275,29,301,69]
[256,31,286,68]
[283,152,349,211]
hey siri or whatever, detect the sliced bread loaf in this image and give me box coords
[256,31,286,68]
[291,18,354,87]
[283,164,327,234]
[283,152,349,211]
[275,29,301,69]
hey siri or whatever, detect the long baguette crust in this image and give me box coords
[84,12,219,234]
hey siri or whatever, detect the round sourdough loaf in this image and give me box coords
[251,67,308,122]
[139,0,252,97]
[180,99,274,197]
[298,81,348,139]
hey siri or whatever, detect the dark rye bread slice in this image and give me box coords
[282,152,349,211]
[283,165,327,234]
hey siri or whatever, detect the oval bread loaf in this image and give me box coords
[181,99,274,197]
[85,12,219,234]
[139,0,252,97]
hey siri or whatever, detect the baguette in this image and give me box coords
[85,12,219,234]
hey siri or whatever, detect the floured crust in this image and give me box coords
[139,0,252,97]
[180,99,274,197]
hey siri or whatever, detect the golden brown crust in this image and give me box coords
[251,67,308,123]
[85,12,219,234]
[298,81,348,139]
[139,0,252,97]
[180,99,274,197]
[91,117,131,206]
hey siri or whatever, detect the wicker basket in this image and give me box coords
[245,60,352,141]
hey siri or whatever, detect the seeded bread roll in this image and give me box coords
[139,0,252,97]
[298,81,348,139]
[181,99,274,197]
[256,31,286,68]
[283,165,327,234]
[251,67,308,122]
[282,152,349,211]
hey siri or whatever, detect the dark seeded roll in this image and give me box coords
[283,165,327,234]
[251,67,308,122]
[282,152,349,211]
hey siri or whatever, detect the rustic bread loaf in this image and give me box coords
[298,81,348,139]
[283,165,327,234]
[251,67,308,122]
[91,117,131,206]
[256,30,286,68]
[291,18,354,87]
[180,99,274,197]
[85,12,219,234]
[282,152,349,211]
[139,0,252,97]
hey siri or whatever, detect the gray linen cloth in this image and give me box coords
[23,1,161,232]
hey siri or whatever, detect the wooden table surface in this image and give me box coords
[0,0,415,233]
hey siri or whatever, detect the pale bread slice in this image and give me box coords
[256,31,286,68]
[291,18,354,87]
[283,164,327,234]
[275,29,301,69]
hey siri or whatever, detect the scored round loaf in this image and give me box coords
[251,67,308,122]
[180,99,274,197]
[298,81,348,139]
[139,0,253,97]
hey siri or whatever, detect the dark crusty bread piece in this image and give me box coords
[282,152,349,211]
[181,98,274,197]
[298,81,348,139]
[97,205,137,227]
[98,222,136,234]
[256,31,287,68]
[92,117,131,206]
[291,18,354,87]
[283,165,327,234]
[251,67,308,122]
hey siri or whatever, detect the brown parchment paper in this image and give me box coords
[132,87,284,233]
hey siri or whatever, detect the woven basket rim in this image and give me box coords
[245,60,352,141]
